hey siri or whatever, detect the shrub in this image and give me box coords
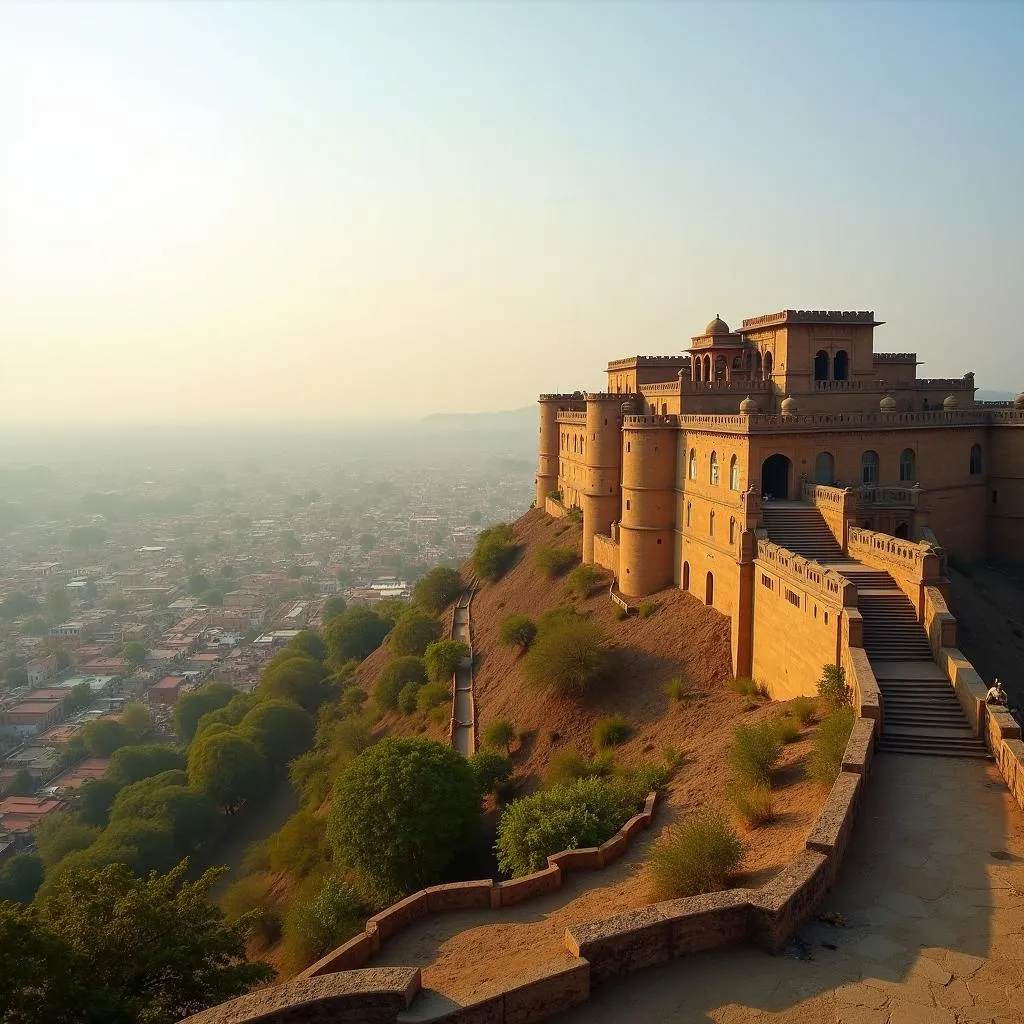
[808,706,856,786]
[566,564,602,599]
[728,723,782,786]
[649,812,745,899]
[499,615,537,652]
[495,777,635,876]
[423,638,469,684]
[535,544,579,579]
[613,604,629,621]
[187,730,270,813]
[411,681,446,714]
[772,715,801,744]
[522,616,609,697]
[281,872,362,971]
[817,664,853,710]
[545,749,606,789]
[788,697,816,725]
[613,761,669,806]
[259,652,329,713]
[323,606,392,665]
[473,524,517,582]
[390,611,442,658]
[373,656,427,711]
[638,601,658,618]
[221,874,281,948]
[106,744,186,787]
[483,718,516,754]
[413,567,462,615]
[467,750,512,795]
[663,677,691,703]
[240,700,315,767]
[396,681,422,714]
[728,677,758,698]
[266,810,329,881]
[593,713,630,749]
[732,783,775,827]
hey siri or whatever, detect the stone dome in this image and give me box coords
[880,394,897,412]
[943,394,960,411]
[739,395,758,414]
[620,399,638,415]
[780,395,798,416]
[704,314,730,336]
[1014,393,1024,410]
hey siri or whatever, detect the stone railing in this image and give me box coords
[755,538,855,605]
[847,527,943,584]
[539,393,585,401]
[873,352,918,363]
[812,379,883,391]
[911,377,973,389]
[638,381,682,395]
[856,484,923,508]
[801,481,857,511]
[607,355,687,368]
[622,414,679,427]
[679,413,748,429]
[680,378,772,394]
[556,410,587,423]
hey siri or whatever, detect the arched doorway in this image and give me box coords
[894,522,909,540]
[761,454,792,500]
[764,352,774,378]
[814,350,829,381]
[834,350,849,381]
[705,571,714,606]
[814,452,835,485]
[682,561,690,591]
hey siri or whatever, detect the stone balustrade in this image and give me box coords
[801,481,857,510]
[847,527,943,584]
[873,352,918,363]
[755,538,855,605]
[556,410,587,423]
[856,484,923,508]
[812,379,883,391]
[679,378,772,394]
[639,381,682,394]
[911,377,973,389]
[622,414,679,428]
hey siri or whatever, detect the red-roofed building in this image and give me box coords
[0,796,63,835]
[0,700,62,737]
[84,657,127,675]
[50,758,110,790]
[149,676,185,705]
[37,723,82,746]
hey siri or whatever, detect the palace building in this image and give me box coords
[537,310,1024,693]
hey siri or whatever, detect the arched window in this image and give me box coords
[764,351,774,378]
[695,358,703,382]
[899,448,915,482]
[685,502,692,527]
[729,454,739,490]
[709,510,715,536]
[732,356,742,372]
[729,517,736,544]
[714,355,727,381]
[815,452,835,485]
[573,436,577,454]
[705,571,714,606]
[682,561,690,590]
[688,449,697,480]
[754,351,763,379]
[661,403,667,415]
[834,350,849,381]
[970,444,983,475]
[861,450,879,484]
[709,451,720,486]
[814,350,829,381]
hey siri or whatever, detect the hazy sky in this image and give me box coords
[2,1,1022,423]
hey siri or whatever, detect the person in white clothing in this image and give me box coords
[985,679,1008,706]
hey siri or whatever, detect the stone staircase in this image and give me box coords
[762,502,989,759]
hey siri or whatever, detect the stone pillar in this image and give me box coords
[536,398,560,508]
[581,396,623,563]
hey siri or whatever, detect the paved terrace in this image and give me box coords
[553,752,1024,1024]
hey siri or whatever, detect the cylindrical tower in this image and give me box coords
[581,395,623,562]
[619,419,677,597]
[536,397,561,507]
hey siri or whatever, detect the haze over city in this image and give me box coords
[2,0,1022,423]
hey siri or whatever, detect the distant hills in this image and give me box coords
[976,390,1019,402]
[418,406,535,431]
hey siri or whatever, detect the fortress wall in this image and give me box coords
[536,402,560,507]
[582,398,623,562]
[986,422,1024,562]
[592,533,619,577]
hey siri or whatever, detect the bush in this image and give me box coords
[650,812,745,898]
[258,653,328,713]
[467,750,512,795]
[414,567,462,615]
[80,718,131,757]
[544,748,615,789]
[106,744,186,787]
[373,656,427,711]
[638,601,658,618]
[788,697,816,725]
[499,615,537,652]
[423,638,469,684]
[593,713,630,749]
[240,700,315,767]
[663,677,691,703]
[522,616,609,698]
[535,544,579,579]
[772,715,801,744]
[327,738,479,901]
[817,664,853,710]
[221,874,281,948]
[566,564,602,599]
[187,730,270,813]
[483,718,516,754]
[281,873,362,971]
[728,724,782,786]
[613,604,629,621]
[390,611,442,658]
[732,783,775,827]
[396,680,422,714]
[728,677,758,698]
[415,681,450,714]
[473,524,517,582]
[0,853,44,904]
[808,706,856,786]
[495,777,635,876]
[265,809,329,881]
[613,761,669,806]
[323,606,392,665]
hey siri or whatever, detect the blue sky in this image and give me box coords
[1,1,1021,421]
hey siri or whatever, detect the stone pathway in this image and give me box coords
[554,753,1024,1024]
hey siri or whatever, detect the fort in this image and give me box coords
[538,309,1024,734]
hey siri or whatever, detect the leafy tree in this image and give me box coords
[413,567,462,615]
[423,638,469,684]
[472,523,517,582]
[322,595,347,621]
[7,861,273,1023]
[287,630,326,663]
[323,606,391,665]
[265,809,329,881]
[45,588,71,624]
[240,699,314,767]
[4,666,29,688]
[32,812,100,869]
[194,692,260,740]
[188,570,211,595]
[0,854,44,904]
[0,592,37,621]
[467,750,512,796]
[80,718,131,757]
[67,525,108,548]
[288,750,332,808]
[817,663,853,710]
[281,872,362,972]
[327,737,479,900]
[522,617,609,697]
[7,769,36,796]
[21,615,48,636]
[199,588,224,606]
[285,564,304,579]
[358,533,377,552]
[415,681,450,714]
[120,642,147,669]
[258,653,328,712]
[106,744,185,787]
[79,778,121,827]
[173,681,236,745]
[281,531,301,554]
[120,703,151,739]
[396,681,422,714]
[390,610,442,658]
[499,615,537,652]
[373,656,426,711]
[62,681,93,716]
[483,719,516,754]
[188,730,270,813]
[109,772,218,852]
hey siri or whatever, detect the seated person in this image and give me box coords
[985,679,1008,706]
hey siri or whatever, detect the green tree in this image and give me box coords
[199,588,224,606]
[194,693,261,740]
[467,750,512,796]
[413,567,462,615]
[522,617,609,697]
[239,699,314,767]
[106,743,185,787]
[817,664,853,710]
[79,778,121,827]
[423,638,469,684]
[173,680,236,744]
[188,570,210,595]
[281,531,301,554]
[32,812,100,870]
[287,630,326,663]
[323,606,391,665]
[21,615,48,636]
[120,703,151,739]
[327,737,479,900]
[7,769,36,796]
[80,718,131,757]
[4,666,29,688]
[0,854,44,904]
[499,615,537,652]
[121,641,147,668]
[108,772,218,853]
[265,809,329,881]
[472,523,517,582]
[45,588,71,624]
[483,719,516,754]
[0,592,36,621]
[188,730,270,813]
[373,656,427,711]
[258,653,328,712]
[390,610,441,658]
[322,594,347,621]
[62,681,94,716]
[358,533,377,552]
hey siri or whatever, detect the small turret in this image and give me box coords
[1014,393,1024,410]
[780,395,798,416]
[880,394,897,412]
[739,395,758,414]
[943,394,960,411]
